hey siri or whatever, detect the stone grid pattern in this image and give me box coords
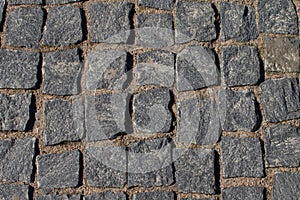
[0,0,299,199]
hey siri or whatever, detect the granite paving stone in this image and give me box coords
[272,172,300,200]
[37,194,81,200]
[45,0,81,4]
[42,6,83,47]
[176,98,221,145]
[37,150,80,188]
[0,184,30,200]
[220,2,258,42]
[175,1,216,43]
[181,199,215,200]
[221,46,260,86]
[0,50,39,89]
[133,192,175,200]
[260,78,300,123]
[5,7,44,48]
[83,191,126,200]
[221,137,264,178]
[0,0,5,27]
[44,99,84,145]
[0,137,36,183]
[89,2,134,43]
[138,0,174,10]
[8,0,42,4]
[176,46,219,91]
[222,186,264,200]
[0,94,32,131]
[264,124,300,167]
[258,0,298,34]
[43,48,83,95]
[136,50,175,87]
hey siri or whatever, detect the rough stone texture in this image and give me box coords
[133,88,172,133]
[174,148,216,194]
[222,187,264,200]
[83,191,126,200]
[0,94,32,131]
[258,0,298,34]
[221,46,260,86]
[0,50,39,89]
[45,0,81,4]
[42,6,83,47]
[44,99,84,145]
[260,78,300,123]
[89,2,134,43]
[218,89,260,132]
[176,46,219,91]
[37,195,81,200]
[0,184,30,200]
[272,172,300,200]
[85,93,131,141]
[136,50,175,87]
[176,98,221,145]
[5,7,44,48]
[133,192,175,200]
[138,0,173,10]
[8,0,42,4]
[264,124,300,167]
[128,138,174,187]
[0,137,36,183]
[84,146,127,187]
[263,37,300,72]
[136,13,174,48]
[181,199,214,200]
[86,50,131,90]
[37,150,80,188]
[220,2,258,42]
[0,0,5,27]
[43,48,83,96]
[175,1,216,43]
[221,137,264,178]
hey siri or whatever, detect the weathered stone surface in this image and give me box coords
[175,1,216,43]
[176,98,221,145]
[83,191,126,200]
[260,78,300,123]
[0,0,5,27]
[6,7,44,48]
[174,148,216,194]
[133,88,172,133]
[42,6,83,47]
[222,187,264,200]
[0,94,32,131]
[128,138,174,187]
[0,50,39,89]
[133,192,175,200]
[85,93,131,141]
[258,0,298,34]
[221,137,264,178]
[263,37,300,72]
[136,13,174,48]
[89,2,134,43]
[44,99,84,145]
[136,50,175,87]
[176,46,219,91]
[86,50,132,90]
[37,150,80,188]
[43,48,83,95]
[0,184,30,200]
[264,124,300,167]
[181,199,214,200]
[138,0,173,10]
[37,194,81,200]
[8,0,42,4]
[45,0,81,4]
[218,89,260,132]
[272,172,300,200]
[84,146,127,187]
[220,2,258,42]
[0,137,36,183]
[221,46,260,86]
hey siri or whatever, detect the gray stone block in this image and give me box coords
[176,46,219,91]
[221,137,264,178]
[181,199,215,200]
[136,50,175,87]
[222,186,264,200]
[0,50,39,89]
[221,46,260,86]
[133,192,175,200]
[264,124,300,167]
[42,6,83,47]
[138,0,174,10]
[272,172,300,200]
[37,150,80,188]
[43,48,83,95]
[0,137,36,183]
[89,2,134,43]
[258,0,298,34]
[44,99,84,145]
[260,78,300,123]
[5,7,44,48]
[83,191,126,200]
[0,94,32,131]
[45,0,81,4]
[37,194,81,200]
[8,0,42,4]
[175,1,216,43]
[0,184,30,200]
[0,0,5,27]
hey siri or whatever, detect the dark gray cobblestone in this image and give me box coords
[0,0,5,27]
[0,184,30,200]
[133,191,175,200]
[36,194,81,200]
[8,0,42,4]
[222,186,264,200]
[83,191,126,200]
[45,0,81,4]
[272,172,300,200]
[138,0,174,10]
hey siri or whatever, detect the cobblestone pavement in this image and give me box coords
[0,0,299,199]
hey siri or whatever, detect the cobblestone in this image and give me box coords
[45,0,81,4]
[0,184,30,200]
[0,0,4,27]
[222,186,264,200]
[133,192,175,200]
[83,191,126,200]
[272,172,300,200]
[8,0,42,4]
[37,194,81,200]
[138,0,173,10]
